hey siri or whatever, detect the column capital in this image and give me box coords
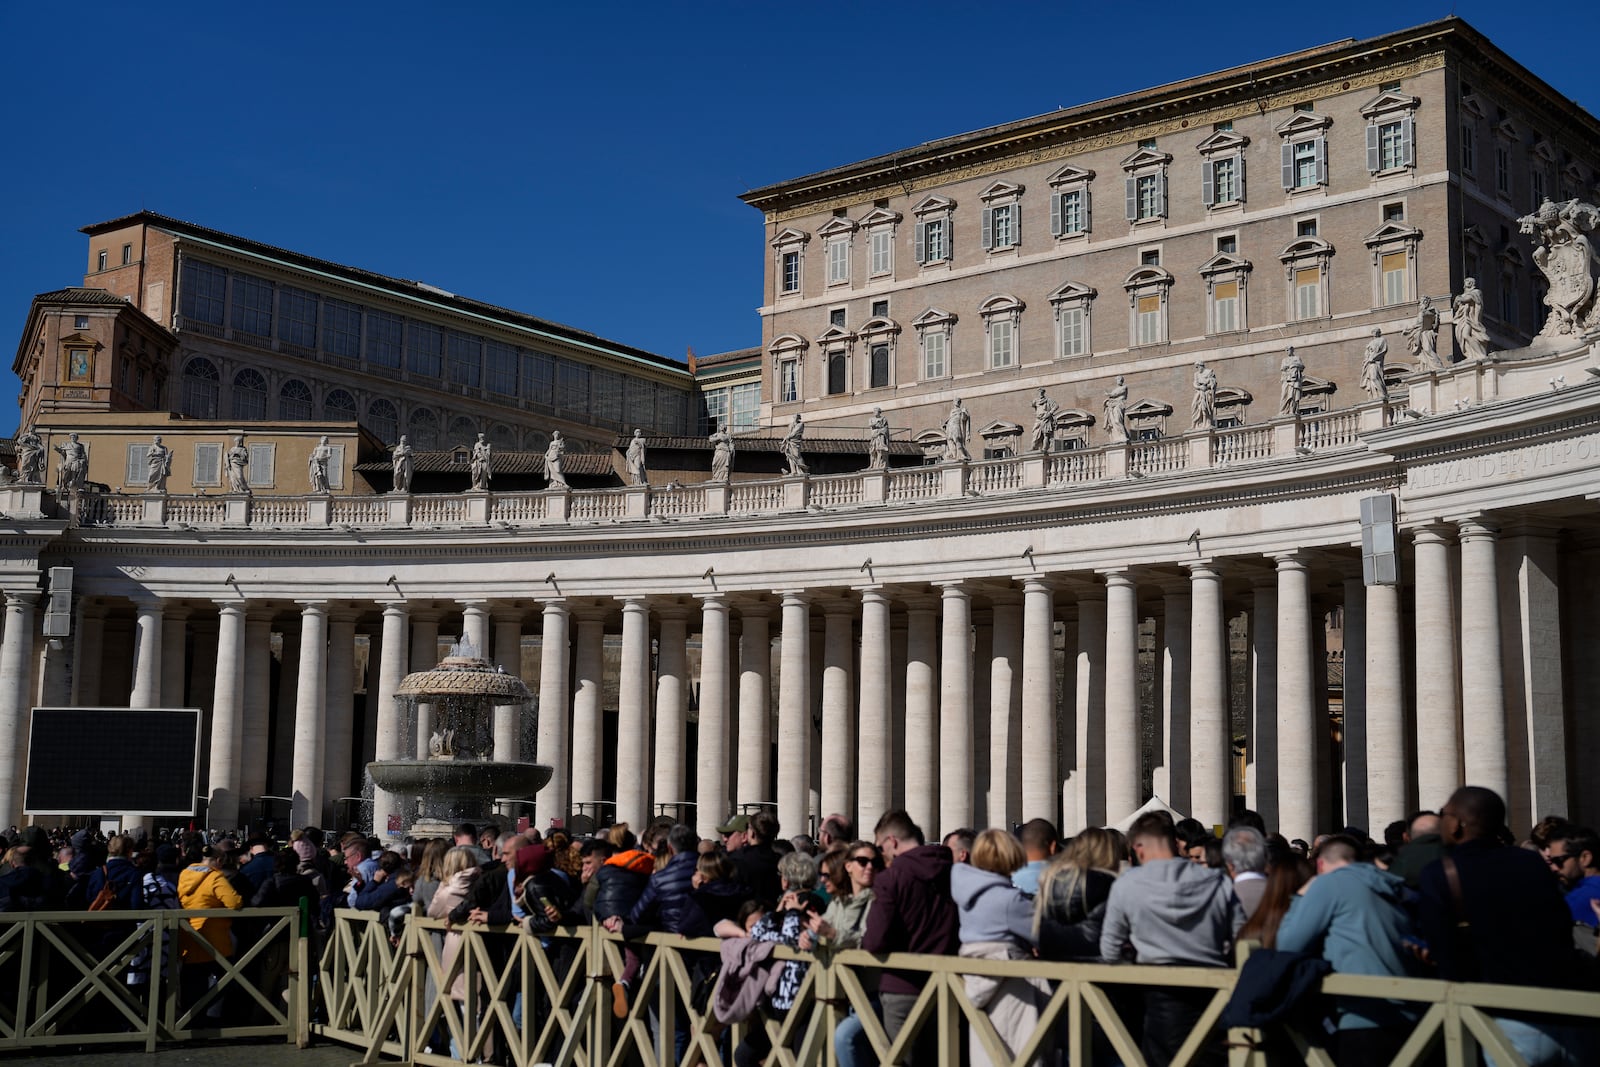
[379,600,409,615]
[1456,516,1500,541]
[936,581,971,600]
[1099,569,1137,590]
[1407,522,1456,546]
[1184,559,1224,580]
[295,600,330,613]
[857,586,891,606]
[215,601,248,619]
[538,597,570,614]
[1019,576,1056,596]
[4,590,38,610]
[1270,551,1312,570]
[459,600,490,611]
[696,593,729,611]
[131,594,165,612]
[620,595,650,609]
[773,589,809,604]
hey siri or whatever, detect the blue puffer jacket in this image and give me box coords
[86,856,141,910]
[592,851,653,921]
[626,851,710,937]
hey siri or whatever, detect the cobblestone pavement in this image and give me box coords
[4,1038,371,1067]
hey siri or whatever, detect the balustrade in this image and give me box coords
[489,493,548,523]
[570,489,626,521]
[251,498,309,525]
[887,466,941,501]
[411,497,466,525]
[329,497,390,526]
[729,479,784,513]
[1048,449,1106,483]
[808,473,863,508]
[650,484,707,517]
[166,497,228,526]
[1129,436,1189,475]
[1212,424,1275,466]
[1298,409,1362,451]
[969,457,1022,494]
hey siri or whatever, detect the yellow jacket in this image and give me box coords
[177,862,244,962]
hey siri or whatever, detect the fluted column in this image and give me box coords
[207,602,247,828]
[989,592,1023,830]
[1458,519,1506,798]
[371,602,410,837]
[857,588,892,830]
[903,595,939,835]
[1341,576,1369,827]
[493,613,524,762]
[72,602,105,706]
[0,594,38,823]
[410,612,440,760]
[461,601,490,660]
[1072,589,1107,832]
[240,610,273,807]
[323,610,357,825]
[1275,554,1316,842]
[570,609,606,816]
[653,609,689,815]
[290,602,329,828]
[130,598,164,708]
[534,600,570,829]
[819,600,856,826]
[696,595,730,838]
[1020,579,1057,824]
[776,592,811,836]
[1102,571,1140,826]
[737,605,772,809]
[1160,587,1192,812]
[1186,563,1228,829]
[1412,526,1461,808]
[617,597,651,830]
[161,608,189,708]
[1365,579,1407,830]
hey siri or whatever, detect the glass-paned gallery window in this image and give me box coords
[922,329,948,379]
[593,369,624,423]
[447,331,481,388]
[232,368,268,420]
[1059,306,1086,356]
[1213,280,1239,332]
[1135,295,1163,345]
[624,377,653,422]
[181,357,220,419]
[700,388,728,434]
[558,361,590,413]
[366,399,399,443]
[278,286,319,348]
[522,351,556,405]
[230,272,273,338]
[1295,267,1322,319]
[180,260,226,326]
[1381,251,1409,306]
[656,387,688,433]
[407,322,443,378]
[278,379,313,420]
[870,343,890,388]
[730,382,760,428]
[323,298,362,358]
[408,407,440,450]
[365,310,403,368]
[485,341,518,396]
[324,388,357,422]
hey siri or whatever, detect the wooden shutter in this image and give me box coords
[1125,176,1137,220]
[250,443,276,486]
[1401,115,1415,167]
[1366,123,1381,172]
[914,221,926,264]
[980,207,994,250]
[1157,171,1168,217]
[328,444,345,489]
[1234,154,1246,203]
[1281,141,1294,189]
[1201,160,1215,206]
[126,444,149,487]
[194,443,221,486]
[1315,137,1328,185]
[1050,192,1063,236]
[1011,204,1020,246]
[1083,189,1092,232]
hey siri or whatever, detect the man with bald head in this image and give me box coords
[1389,809,1443,888]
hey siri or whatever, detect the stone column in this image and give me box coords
[323,610,358,825]
[207,602,247,828]
[857,588,892,831]
[271,626,299,797]
[161,608,189,708]
[569,609,606,818]
[371,602,410,837]
[409,613,440,760]
[1365,579,1407,831]
[493,612,524,762]
[736,604,772,810]
[1249,581,1279,826]
[1412,526,1461,809]
[1457,519,1506,799]
[1341,576,1369,828]
[461,601,490,660]
[937,583,973,836]
[534,600,570,829]
[290,602,328,828]
[1504,528,1567,825]
[72,602,105,706]
[0,594,38,823]
[130,597,164,708]
[902,595,939,836]
[1160,586,1192,813]
[1072,588,1107,831]
[971,611,992,827]
[1187,563,1228,830]
[1274,554,1316,843]
[776,592,812,835]
[653,608,689,816]
[1020,579,1056,825]
[1103,571,1140,827]
[696,595,731,839]
[617,597,651,831]
[989,592,1023,830]
[819,600,856,826]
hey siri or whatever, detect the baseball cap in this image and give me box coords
[715,814,749,835]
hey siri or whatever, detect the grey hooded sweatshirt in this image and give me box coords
[1098,858,1244,966]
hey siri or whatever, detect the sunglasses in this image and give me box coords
[1547,852,1573,867]
[847,856,876,867]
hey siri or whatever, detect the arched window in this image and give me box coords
[366,399,399,443]
[278,379,313,420]
[447,415,478,445]
[525,429,550,452]
[180,357,220,419]
[232,368,268,421]
[324,389,357,422]
[488,424,517,451]
[408,407,440,450]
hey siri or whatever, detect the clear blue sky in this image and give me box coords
[2,2,1595,437]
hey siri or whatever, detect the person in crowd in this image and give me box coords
[723,811,783,906]
[426,846,484,1031]
[804,840,880,1067]
[1530,815,1574,861]
[86,833,142,909]
[861,810,958,1065]
[593,828,654,925]
[238,836,276,894]
[1389,810,1444,888]
[1544,825,1600,927]
[1035,826,1120,961]
[1100,812,1244,1067]
[126,844,182,989]
[952,828,1050,1067]
[451,823,490,866]
[1221,826,1269,918]
[790,834,819,858]
[248,847,318,1015]
[1236,855,1313,948]
[351,850,412,914]
[1176,819,1213,864]
[1012,818,1058,895]
[411,838,449,915]
[177,844,245,1016]
[606,822,711,1016]
[732,850,824,1067]
[692,849,751,930]
[1274,835,1418,1060]
[818,814,855,853]
[942,827,976,866]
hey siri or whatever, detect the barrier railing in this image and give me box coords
[313,909,1600,1067]
[0,907,307,1054]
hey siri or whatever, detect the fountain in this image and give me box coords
[366,642,551,839]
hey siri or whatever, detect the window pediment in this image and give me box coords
[1299,375,1336,397]
[858,206,902,227]
[912,306,957,329]
[816,216,858,238]
[771,228,810,249]
[978,294,1024,317]
[1531,139,1557,164]
[1462,224,1488,248]
[1055,408,1096,428]
[1563,162,1587,185]
[913,194,956,217]
[1359,90,1419,118]
[978,419,1023,440]
[1498,245,1526,267]
[1279,237,1334,262]
[858,316,900,337]
[814,325,854,346]
[1459,93,1486,119]
[58,332,102,348]
[1275,111,1332,138]
[1215,386,1252,406]
[1048,280,1097,303]
[1126,398,1172,418]
[1198,252,1252,277]
[1493,117,1519,141]
[980,180,1024,203]
[1124,266,1174,290]
[1364,222,1422,248]
[1195,130,1250,155]
[913,428,946,446]
[1120,148,1172,171]
[768,333,808,354]
[1047,164,1095,186]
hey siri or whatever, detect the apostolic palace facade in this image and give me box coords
[2,18,1599,846]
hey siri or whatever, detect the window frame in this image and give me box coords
[1123,267,1173,348]
[1048,281,1095,359]
[979,181,1024,253]
[1279,237,1335,322]
[1047,164,1095,240]
[858,315,901,390]
[1364,221,1422,309]
[912,195,956,266]
[769,334,807,405]
[1275,110,1332,193]
[771,229,810,298]
[912,307,957,381]
[978,295,1024,369]
[1360,90,1419,176]
[1198,252,1251,335]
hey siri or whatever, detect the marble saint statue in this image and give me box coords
[308,435,333,493]
[15,428,44,484]
[943,398,971,463]
[146,435,173,493]
[470,433,493,490]
[1191,362,1218,429]
[781,413,808,477]
[1029,388,1059,452]
[709,424,734,481]
[391,436,414,493]
[544,431,568,489]
[1361,329,1389,401]
[53,433,87,493]
[1104,377,1129,442]
[226,435,251,495]
[1453,278,1491,361]
[1279,347,1305,416]
[1403,296,1443,370]
[625,429,648,486]
[867,407,890,470]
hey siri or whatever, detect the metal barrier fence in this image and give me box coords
[315,908,1600,1067]
[0,907,308,1053]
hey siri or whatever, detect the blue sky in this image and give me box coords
[2,2,1596,437]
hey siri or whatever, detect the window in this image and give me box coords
[1291,141,1319,187]
[858,316,898,390]
[1209,156,1238,205]
[870,343,890,388]
[593,369,622,421]
[230,273,274,338]
[870,228,892,275]
[365,310,403,368]
[982,203,1019,250]
[830,307,847,328]
[485,341,518,396]
[980,296,1023,368]
[1134,296,1160,344]
[1383,202,1405,222]
[922,329,947,378]
[248,444,276,487]
[126,443,149,488]
[779,359,799,402]
[1049,281,1094,358]
[367,399,399,443]
[1140,249,1161,267]
[121,244,133,266]
[826,236,849,284]
[1461,123,1476,174]
[406,322,443,378]
[1217,235,1237,254]
[1499,272,1518,325]
[871,299,889,318]
[448,415,478,443]
[1297,218,1318,238]
[447,331,481,388]
[408,407,440,450]
[772,228,809,295]
[1213,280,1239,332]
[522,351,555,404]
[193,443,222,486]
[557,361,590,412]
[323,298,361,359]
[1368,119,1413,172]
[658,387,690,435]
[730,382,760,429]
[96,250,107,272]
[1381,251,1409,306]
[1365,220,1421,310]
[1294,268,1322,319]
[279,379,313,420]
[624,376,652,421]
[916,217,948,263]
[781,251,800,292]
[1531,167,1545,206]
[1055,188,1086,236]
[232,369,268,420]
[181,357,219,418]
[279,286,318,348]
[826,350,847,395]
[1495,146,1511,195]
[74,315,90,330]
[1134,174,1160,219]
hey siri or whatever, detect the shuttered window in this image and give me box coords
[1367,118,1414,172]
[1381,252,1409,306]
[826,236,849,284]
[1295,268,1322,319]
[1126,174,1165,220]
[194,443,222,486]
[1204,156,1241,206]
[870,228,893,275]
[249,444,276,487]
[1052,189,1088,236]
[922,330,948,379]
[981,204,1019,250]
[126,444,150,487]
[915,218,948,263]
[1282,138,1327,189]
[1213,280,1239,332]
[1059,306,1086,356]
[781,251,801,292]
[1135,295,1163,345]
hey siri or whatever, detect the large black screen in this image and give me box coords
[25,707,200,816]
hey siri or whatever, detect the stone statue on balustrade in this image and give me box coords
[544,431,568,489]
[781,413,808,477]
[1403,296,1443,370]
[1518,197,1600,338]
[1029,388,1059,452]
[709,424,734,481]
[943,398,971,462]
[470,433,493,491]
[625,429,648,486]
[1452,278,1491,361]
[226,435,251,495]
[1279,347,1305,416]
[867,407,890,470]
[53,433,87,493]
[1104,377,1129,442]
[308,435,333,493]
[391,436,414,494]
[1191,361,1218,429]
[16,428,45,484]
[1361,329,1389,401]
[146,435,172,493]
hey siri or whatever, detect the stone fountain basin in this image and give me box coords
[367,760,552,798]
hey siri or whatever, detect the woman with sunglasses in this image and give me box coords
[801,842,881,1067]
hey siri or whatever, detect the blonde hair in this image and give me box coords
[1033,827,1121,942]
[441,845,478,880]
[970,828,1027,876]
[417,839,450,882]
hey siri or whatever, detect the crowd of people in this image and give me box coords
[3,783,1598,1065]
